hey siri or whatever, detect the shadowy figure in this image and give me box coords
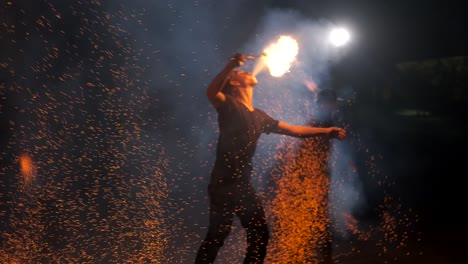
[195,54,346,264]
[267,89,339,264]
[310,89,339,264]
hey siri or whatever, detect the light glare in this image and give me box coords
[329,28,350,47]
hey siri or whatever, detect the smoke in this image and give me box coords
[329,140,365,237]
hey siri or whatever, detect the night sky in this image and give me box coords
[1,0,467,263]
[271,0,468,62]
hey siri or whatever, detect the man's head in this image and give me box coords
[315,89,337,116]
[223,70,258,95]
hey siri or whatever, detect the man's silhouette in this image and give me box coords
[195,54,346,264]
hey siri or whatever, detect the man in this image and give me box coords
[195,54,346,264]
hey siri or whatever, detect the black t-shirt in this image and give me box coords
[211,95,279,186]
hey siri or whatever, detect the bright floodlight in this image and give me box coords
[329,28,350,47]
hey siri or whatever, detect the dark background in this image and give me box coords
[1,0,466,262]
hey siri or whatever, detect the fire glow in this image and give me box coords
[257,36,299,77]
[19,153,35,184]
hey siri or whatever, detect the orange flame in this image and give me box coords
[19,153,35,184]
[262,36,299,77]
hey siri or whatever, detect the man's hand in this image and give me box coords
[328,127,347,140]
[206,53,247,108]
[228,53,247,68]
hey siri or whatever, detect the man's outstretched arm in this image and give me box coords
[206,53,246,108]
[273,121,346,140]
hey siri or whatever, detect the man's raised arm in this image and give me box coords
[206,53,246,108]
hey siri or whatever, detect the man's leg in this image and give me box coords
[195,196,234,264]
[236,192,269,264]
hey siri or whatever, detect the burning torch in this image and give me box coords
[244,36,300,77]
[230,53,267,61]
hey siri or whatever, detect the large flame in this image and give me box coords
[262,36,299,77]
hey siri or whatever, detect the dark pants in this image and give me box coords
[195,184,269,264]
[320,225,333,264]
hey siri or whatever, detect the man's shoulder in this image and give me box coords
[254,108,278,123]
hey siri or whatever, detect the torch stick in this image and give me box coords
[230,53,267,61]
